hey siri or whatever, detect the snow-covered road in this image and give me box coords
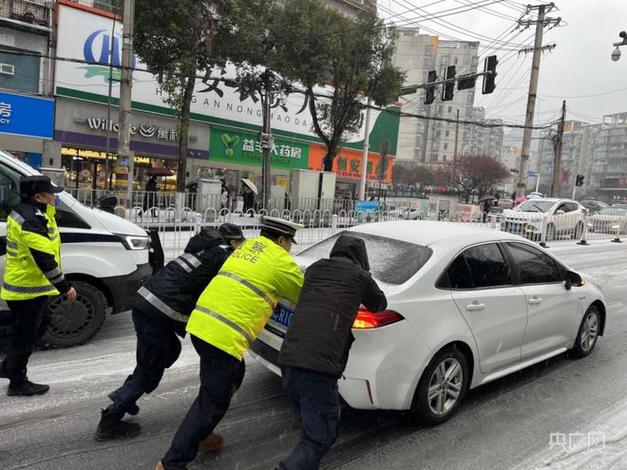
[1,240,626,469]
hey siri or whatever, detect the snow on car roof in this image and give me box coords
[348,220,521,247]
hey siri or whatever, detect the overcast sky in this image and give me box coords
[378,0,627,126]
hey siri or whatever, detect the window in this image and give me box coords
[445,130,450,137]
[438,243,512,289]
[444,143,448,150]
[453,57,459,65]
[0,163,22,221]
[298,232,433,285]
[505,242,563,284]
[437,253,473,289]
[463,244,512,288]
[448,106,453,113]
[0,51,40,94]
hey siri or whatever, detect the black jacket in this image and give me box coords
[132,228,229,336]
[278,234,387,377]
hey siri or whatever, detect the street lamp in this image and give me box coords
[611,31,627,61]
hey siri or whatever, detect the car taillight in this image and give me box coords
[352,307,404,329]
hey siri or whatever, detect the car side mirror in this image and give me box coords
[564,270,583,290]
[556,210,565,215]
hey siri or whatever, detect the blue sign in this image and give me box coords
[355,201,380,213]
[0,92,54,140]
[527,170,538,177]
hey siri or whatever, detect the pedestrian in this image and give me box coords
[0,176,77,396]
[242,185,255,215]
[96,223,246,442]
[221,185,229,211]
[143,176,158,217]
[276,234,387,470]
[157,217,304,470]
[482,198,492,223]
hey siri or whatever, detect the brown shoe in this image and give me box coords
[155,462,164,470]
[198,433,223,453]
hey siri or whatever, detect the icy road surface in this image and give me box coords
[1,240,626,469]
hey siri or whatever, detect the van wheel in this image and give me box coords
[42,281,107,348]
[410,347,469,426]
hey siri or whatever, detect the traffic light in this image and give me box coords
[442,66,456,101]
[424,71,437,105]
[576,174,585,186]
[457,74,477,90]
[482,55,498,95]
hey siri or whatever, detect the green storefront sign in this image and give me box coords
[209,126,310,170]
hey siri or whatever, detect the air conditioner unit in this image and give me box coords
[0,63,15,76]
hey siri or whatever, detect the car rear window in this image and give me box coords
[297,231,432,285]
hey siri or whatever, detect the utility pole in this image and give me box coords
[517,3,561,196]
[454,108,460,161]
[261,90,272,211]
[551,100,566,197]
[358,98,372,201]
[104,17,116,191]
[119,0,135,205]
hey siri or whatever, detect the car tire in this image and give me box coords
[410,346,470,426]
[42,281,107,348]
[546,223,556,241]
[571,305,601,359]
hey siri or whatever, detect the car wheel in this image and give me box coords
[411,347,469,426]
[546,223,556,241]
[42,281,107,348]
[571,305,601,358]
[573,222,584,239]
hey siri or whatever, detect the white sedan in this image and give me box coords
[249,221,606,424]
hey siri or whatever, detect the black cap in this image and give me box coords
[260,217,304,242]
[219,223,245,241]
[20,175,63,196]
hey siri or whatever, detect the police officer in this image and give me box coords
[157,217,304,470]
[0,176,77,397]
[96,224,245,443]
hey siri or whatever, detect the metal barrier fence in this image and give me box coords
[65,188,627,259]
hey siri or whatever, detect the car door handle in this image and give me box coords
[528,296,543,305]
[465,301,485,312]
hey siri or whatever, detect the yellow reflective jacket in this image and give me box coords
[187,236,303,360]
[1,203,67,301]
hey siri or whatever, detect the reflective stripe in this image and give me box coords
[49,273,65,284]
[138,286,188,323]
[6,248,17,257]
[9,211,24,226]
[217,271,275,308]
[6,240,18,249]
[44,267,62,280]
[195,305,254,345]
[181,253,202,269]
[174,257,192,273]
[3,282,56,294]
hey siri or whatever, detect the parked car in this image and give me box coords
[0,150,157,348]
[580,199,609,214]
[402,208,423,220]
[589,207,627,234]
[250,221,605,424]
[501,198,587,241]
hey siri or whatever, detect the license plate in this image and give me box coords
[267,302,295,336]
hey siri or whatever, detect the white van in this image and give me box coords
[0,150,156,347]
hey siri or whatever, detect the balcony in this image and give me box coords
[64,0,121,15]
[0,0,52,29]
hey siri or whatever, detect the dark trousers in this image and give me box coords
[109,307,182,414]
[1,297,49,386]
[279,366,341,470]
[162,336,245,469]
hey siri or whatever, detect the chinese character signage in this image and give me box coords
[308,144,393,183]
[0,92,54,140]
[210,126,309,170]
[84,118,178,142]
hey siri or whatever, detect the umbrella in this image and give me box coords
[479,195,496,202]
[514,196,528,205]
[241,178,259,195]
[145,167,174,176]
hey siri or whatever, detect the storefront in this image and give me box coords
[0,91,55,168]
[206,124,311,204]
[54,97,210,191]
[308,144,394,199]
